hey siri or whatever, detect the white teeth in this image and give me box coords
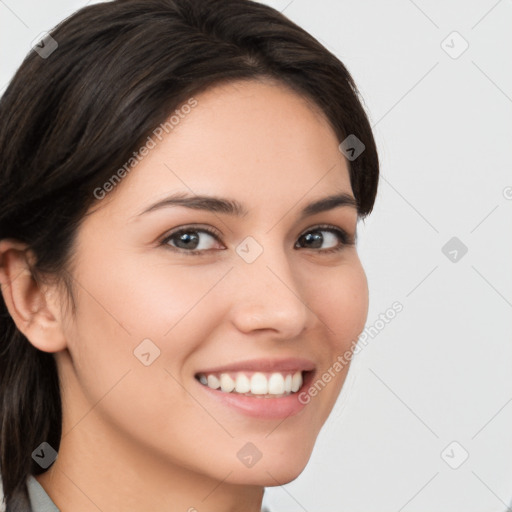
[284,374,292,393]
[207,374,220,389]
[268,373,285,395]
[198,370,306,396]
[291,371,302,392]
[251,372,268,394]
[220,373,235,392]
[235,373,251,393]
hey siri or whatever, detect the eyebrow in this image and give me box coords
[134,191,358,220]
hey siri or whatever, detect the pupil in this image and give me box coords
[303,232,322,248]
[177,232,198,249]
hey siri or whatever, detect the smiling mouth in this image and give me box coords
[195,370,309,398]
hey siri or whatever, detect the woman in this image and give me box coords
[0,0,379,510]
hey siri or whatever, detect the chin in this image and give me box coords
[224,446,313,487]
[263,460,309,486]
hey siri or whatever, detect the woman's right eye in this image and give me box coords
[160,226,223,255]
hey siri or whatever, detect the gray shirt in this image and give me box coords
[26,475,60,512]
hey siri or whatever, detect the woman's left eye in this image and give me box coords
[294,226,354,253]
[160,224,354,255]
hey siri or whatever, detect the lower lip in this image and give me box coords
[196,371,315,419]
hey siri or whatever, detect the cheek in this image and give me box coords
[310,257,369,350]
[109,258,229,333]
[60,271,209,454]
[62,254,229,410]
[70,249,226,347]
[305,258,368,411]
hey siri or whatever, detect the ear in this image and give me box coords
[0,239,67,353]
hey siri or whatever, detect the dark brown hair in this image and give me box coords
[0,0,379,509]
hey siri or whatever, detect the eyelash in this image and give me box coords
[159,224,355,256]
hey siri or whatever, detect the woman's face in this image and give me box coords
[54,79,369,486]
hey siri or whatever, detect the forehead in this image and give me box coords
[92,79,353,219]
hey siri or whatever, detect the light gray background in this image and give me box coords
[1,1,511,511]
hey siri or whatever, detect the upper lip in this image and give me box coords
[195,357,316,375]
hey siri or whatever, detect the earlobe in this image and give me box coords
[0,239,67,353]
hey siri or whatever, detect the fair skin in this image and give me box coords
[0,79,368,511]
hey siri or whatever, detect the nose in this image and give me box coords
[228,246,313,339]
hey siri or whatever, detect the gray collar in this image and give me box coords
[26,475,60,512]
